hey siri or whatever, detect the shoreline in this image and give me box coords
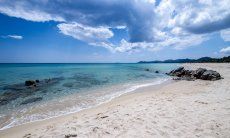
[1,63,230,137]
[0,77,172,131]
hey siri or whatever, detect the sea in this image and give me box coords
[0,63,178,130]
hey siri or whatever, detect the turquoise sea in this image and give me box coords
[0,63,177,130]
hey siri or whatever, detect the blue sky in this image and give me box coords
[0,0,230,63]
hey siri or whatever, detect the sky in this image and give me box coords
[0,0,230,63]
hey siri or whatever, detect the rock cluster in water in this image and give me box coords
[0,77,63,106]
[167,67,223,81]
[145,68,160,73]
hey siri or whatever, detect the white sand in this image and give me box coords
[0,63,230,138]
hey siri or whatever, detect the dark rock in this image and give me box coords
[167,67,184,76]
[45,78,51,83]
[194,68,207,79]
[63,83,74,88]
[145,69,150,71]
[200,70,221,80]
[155,71,159,73]
[174,67,184,72]
[25,80,36,86]
[167,67,222,81]
[35,80,40,83]
[20,97,42,105]
[0,91,21,106]
[0,99,9,106]
[0,77,63,106]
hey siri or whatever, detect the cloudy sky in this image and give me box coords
[0,0,230,63]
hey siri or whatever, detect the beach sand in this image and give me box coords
[0,63,230,138]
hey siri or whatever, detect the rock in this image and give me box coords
[174,67,184,72]
[0,91,21,106]
[145,69,150,71]
[25,80,36,86]
[155,71,159,73]
[167,67,222,81]
[167,67,184,76]
[0,77,63,106]
[200,70,221,80]
[63,83,74,88]
[20,97,42,105]
[35,80,40,83]
[194,68,207,79]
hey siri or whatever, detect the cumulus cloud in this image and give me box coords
[57,22,113,43]
[220,28,230,41]
[220,46,230,54]
[0,0,230,52]
[1,35,23,40]
[0,1,64,22]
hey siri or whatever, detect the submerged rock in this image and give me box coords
[155,71,159,73]
[0,77,63,106]
[63,82,74,88]
[25,80,36,86]
[0,91,20,106]
[20,97,42,105]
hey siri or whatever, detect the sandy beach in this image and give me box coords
[0,63,230,138]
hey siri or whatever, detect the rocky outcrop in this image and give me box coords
[167,67,222,81]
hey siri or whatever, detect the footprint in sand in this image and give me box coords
[65,134,78,138]
[23,133,31,138]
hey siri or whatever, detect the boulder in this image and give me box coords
[25,80,36,86]
[155,71,159,73]
[145,69,150,71]
[20,97,42,105]
[194,68,207,79]
[167,67,222,81]
[174,67,184,72]
[168,67,184,76]
[200,70,221,81]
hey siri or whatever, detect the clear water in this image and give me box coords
[0,63,178,130]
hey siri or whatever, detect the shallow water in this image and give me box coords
[0,63,177,130]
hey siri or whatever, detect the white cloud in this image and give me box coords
[0,1,64,22]
[57,22,114,50]
[220,46,230,54]
[220,28,230,41]
[115,26,127,29]
[8,35,23,40]
[1,35,23,40]
[0,0,230,52]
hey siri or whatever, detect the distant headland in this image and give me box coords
[138,56,230,63]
